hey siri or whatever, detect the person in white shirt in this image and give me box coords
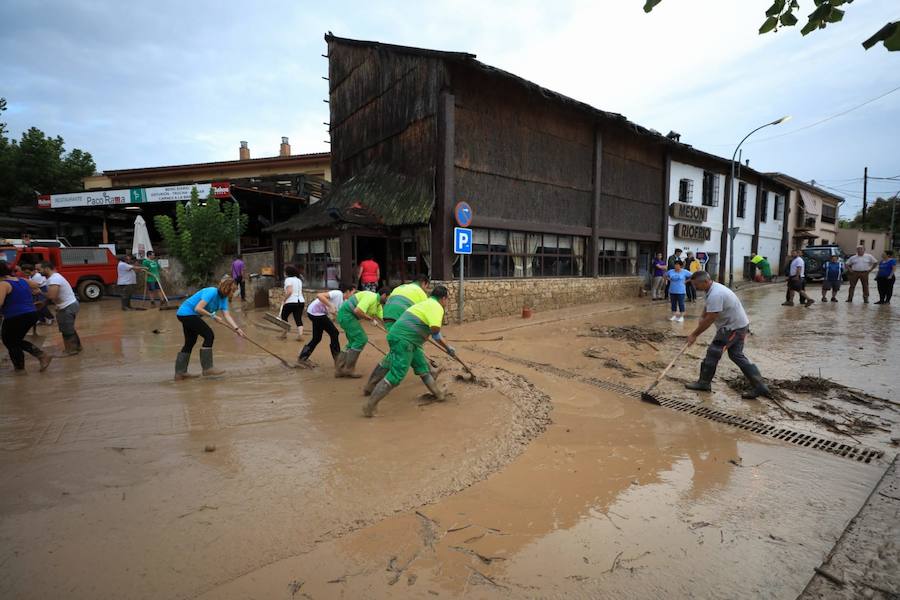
[116,255,144,311]
[280,265,305,340]
[783,249,814,307]
[844,245,879,303]
[684,271,772,400]
[39,261,82,355]
[298,284,355,362]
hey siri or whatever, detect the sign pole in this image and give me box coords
[458,254,464,323]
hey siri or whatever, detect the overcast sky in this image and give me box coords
[2,0,897,217]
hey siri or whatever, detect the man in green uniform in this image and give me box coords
[362,274,430,395]
[142,251,163,306]
[335,288,388,378]
[363,286,455,417]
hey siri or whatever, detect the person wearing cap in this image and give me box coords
[334,287,389,378]
[363,274,430,395]
[363,286,454,417]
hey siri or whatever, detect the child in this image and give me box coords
[665,260,689,322]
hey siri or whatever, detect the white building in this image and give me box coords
[666,150,790,281]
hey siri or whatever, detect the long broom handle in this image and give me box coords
[212,318,292,367]
[645,342,690,394]
[369,319,440,369]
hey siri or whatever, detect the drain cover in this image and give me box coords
[473,348,886,464]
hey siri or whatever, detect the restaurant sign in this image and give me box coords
[38,182,230,209]
[669,202,708,222]
[673,223,712,241]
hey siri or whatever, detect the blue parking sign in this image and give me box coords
[454,227,473,254]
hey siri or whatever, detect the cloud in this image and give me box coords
[1,0,896,217]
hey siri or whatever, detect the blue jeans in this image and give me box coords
[670,293,685,313]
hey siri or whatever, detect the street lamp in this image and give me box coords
[728,115,791,288]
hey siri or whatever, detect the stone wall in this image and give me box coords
[153,250,275,299]
[269,276,643,323]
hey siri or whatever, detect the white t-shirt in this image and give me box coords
[307,290,344,317]
[283,276,303,303]
[30,273,47,286]
[47,273,77,309]
[704,282,750,331]
[117,261,137,285]
[845,253,878,272]
[789,256,805,278]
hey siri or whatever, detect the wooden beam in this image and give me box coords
[662,151,671,257]
[719,173,731,283]
[589,127,602,276]
[432,91,455,280]
[752,184,762,255]
[474,216,591,237]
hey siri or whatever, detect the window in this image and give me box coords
[821,204,837,224]
[286,237,341,288]
[759,191,768,223]
[872,240,876,250]
[774,195,785,221]
[597,238,639,276]
[678,179,693,203]
[701,171,719,207]
[859,239,865,247]
[454,229,586,278]
[736,182,747,218]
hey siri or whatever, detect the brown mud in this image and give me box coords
[1,284,897,599]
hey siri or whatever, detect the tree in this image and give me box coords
[643,0,900,52]
[844,196,900,232]
[154,186,248,285]
[0,107,97,210]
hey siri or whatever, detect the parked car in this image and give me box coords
[801,244,846,281]
[0,245,118,301]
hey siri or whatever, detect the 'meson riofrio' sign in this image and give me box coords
[669,202,708,222]
[674,223,712,241]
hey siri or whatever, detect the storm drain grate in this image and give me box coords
[470,348,886,464]
[652,396,884,463]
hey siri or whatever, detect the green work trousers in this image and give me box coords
[337,306,367,351]
[384,332,430,386]
[379,320,429,377]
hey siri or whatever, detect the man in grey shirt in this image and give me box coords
[684,271,772,399]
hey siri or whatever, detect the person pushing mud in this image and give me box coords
[334,287,388,378]
[174,277,245,380]
[362,274,430,394]
[363,285,455,417]
[684,271,772,400]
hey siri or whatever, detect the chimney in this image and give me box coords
[745,159,750,167]
[239,141,250,161]
[279,136,291,157]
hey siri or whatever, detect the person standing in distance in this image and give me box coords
[783,249,814,307]
[142,251,163,306]
[874,250,896,304]
[357,254,380,293]
[845,245,879,303]
[231,255,246,301]
[684,271,772,400]
[821,255,844,303]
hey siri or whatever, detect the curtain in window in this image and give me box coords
[326,237,341,288]
[573,236,584,276]
[526,233,541,276]
[509,231,526,277]
[627,241,638,275]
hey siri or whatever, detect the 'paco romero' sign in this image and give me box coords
[669,202,708,222]
[674,223,712,241]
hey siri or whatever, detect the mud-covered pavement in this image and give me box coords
[1,284,897,599]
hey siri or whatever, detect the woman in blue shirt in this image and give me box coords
[874,250,896,305]
[665,260,689,322]
[0,261,51,374]
[174,277,245,380]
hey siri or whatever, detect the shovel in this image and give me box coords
[370,319,440,370]
[156,279,179,311]
[640,342,690,404]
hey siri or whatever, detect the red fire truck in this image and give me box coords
[0,245,119,301]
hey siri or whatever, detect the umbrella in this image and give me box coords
[132,215,153,258]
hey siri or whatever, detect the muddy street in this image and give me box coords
[0,283,897,599]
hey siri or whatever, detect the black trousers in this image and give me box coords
[305,314,340,358]
[876,276,895,303]
[234,277,245,300]
[1,312,42,369]
[702,326,755,377]
[178,315,214,353]
[686,282,696,302]
[280,302,305,326]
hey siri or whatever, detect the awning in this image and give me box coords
[798,189,819,216]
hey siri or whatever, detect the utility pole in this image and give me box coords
[891,192,897,251]
[862,166,868,221]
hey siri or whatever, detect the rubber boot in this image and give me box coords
[738,364,772,400]
[334,351,347,375]
[363,364,390,396]
[63,334,80,356]
[200,348,225,377]
[685,362,716,392]
[174,352,197,381]
[298,344,312,362]
[421,373,446,401]
[337,349,363,378]
[38,351,52,372]
[362,378,394,417]
[73,333,83,353]
[296,326,304,341]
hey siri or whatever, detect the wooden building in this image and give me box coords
[270,35,676,289]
